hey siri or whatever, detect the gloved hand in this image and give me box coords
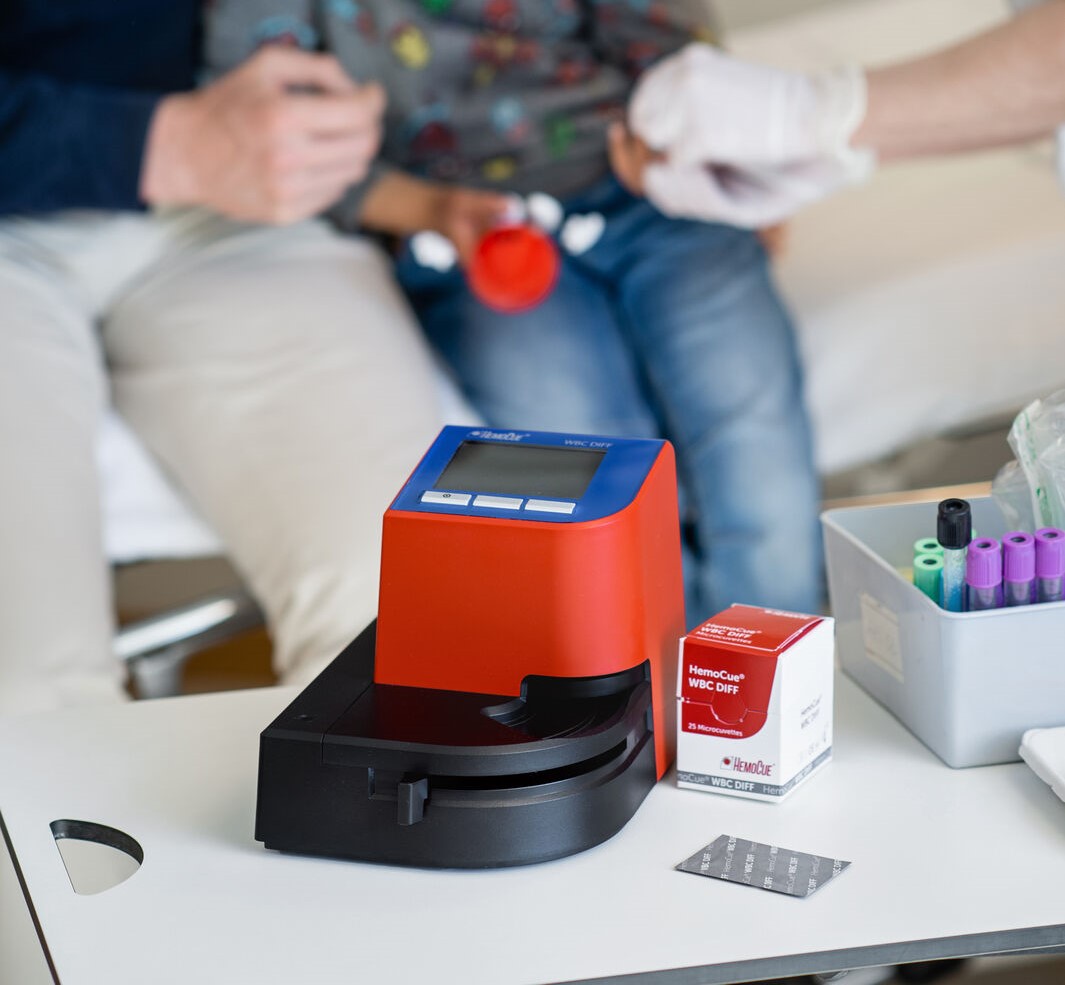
[628,43,875,227]
[641,155,867,229]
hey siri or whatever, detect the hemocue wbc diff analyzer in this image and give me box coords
[255,426,686,868]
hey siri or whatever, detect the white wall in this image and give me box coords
[713,0,847,30]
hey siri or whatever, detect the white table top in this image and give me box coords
[2,674,1064,985]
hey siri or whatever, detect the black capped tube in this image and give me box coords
[937,499,972,612]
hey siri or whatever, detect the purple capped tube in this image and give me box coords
[1034,527,1065,603]
[1002,531,1035,606]
[965,538,1002,611]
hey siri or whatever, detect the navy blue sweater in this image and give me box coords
[0,1,201,214]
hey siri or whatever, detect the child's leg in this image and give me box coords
[398,251,711,621]
[598,191,822,622]
[396,252,660,440]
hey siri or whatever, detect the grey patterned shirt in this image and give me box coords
[205,0,716,225]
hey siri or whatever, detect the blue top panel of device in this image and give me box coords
[390,427,665,523]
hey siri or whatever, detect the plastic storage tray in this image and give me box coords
[821,496,1065,768]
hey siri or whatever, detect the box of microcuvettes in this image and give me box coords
[676,605,834,802]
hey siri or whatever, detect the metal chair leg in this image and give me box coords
[115,589,264,699]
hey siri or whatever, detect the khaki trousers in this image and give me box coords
[0,208,451,714]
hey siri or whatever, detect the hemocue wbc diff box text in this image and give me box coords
[676,605,834,801]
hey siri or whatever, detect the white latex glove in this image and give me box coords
[629,43,874,226]
[631,43,870,168]
[643,156,866,229]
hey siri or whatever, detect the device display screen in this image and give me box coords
[436,442,605,499]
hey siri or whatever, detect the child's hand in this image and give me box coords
[360,173,510,263]
[758,222,789,257]
[430,186,514,266]
[607,122,661,198]
[609,117,789,250]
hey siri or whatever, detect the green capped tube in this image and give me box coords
[914,552,944,602]
[913,537,943,562]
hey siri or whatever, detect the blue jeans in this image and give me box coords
[396,177,823,625]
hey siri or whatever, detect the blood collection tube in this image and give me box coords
[913,553,944,602]
[1001,531,1035,606]
[1034,527,1065,603]
[937,499,972,611]
[965,537,1003,611]
[913,537,943,564]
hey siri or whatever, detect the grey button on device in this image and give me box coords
[473,495,523,510]
[421,490,472,506]
[525,499,576,515]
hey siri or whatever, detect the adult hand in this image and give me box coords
[140,47,385,224]
[627,43,874,226]
[629,42,869,169]
[639,156,866,229]
[609,120,791,247]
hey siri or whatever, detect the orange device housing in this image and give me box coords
[375,442,685,779]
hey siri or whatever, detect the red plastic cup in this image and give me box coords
[467,224,559,314]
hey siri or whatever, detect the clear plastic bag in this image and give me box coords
[1002,389,1065,529]
[991,459,1036,532]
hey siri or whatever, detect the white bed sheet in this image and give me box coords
[729,0,1065,474]
[782,144,1065,474]
[99,411,223,563]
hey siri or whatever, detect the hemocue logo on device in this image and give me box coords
[676,605,835,802]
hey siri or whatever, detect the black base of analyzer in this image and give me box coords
[254,621,658,868]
